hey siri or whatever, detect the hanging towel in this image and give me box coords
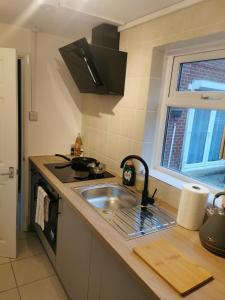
[44,196,50,222]
[35,186,47,230]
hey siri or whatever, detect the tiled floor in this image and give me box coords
[0,232,69,300]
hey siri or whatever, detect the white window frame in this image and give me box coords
[154,47,225,190]
[169,49,225,105]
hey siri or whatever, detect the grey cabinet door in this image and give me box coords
[56,199,92,300]
[88,236,159,300]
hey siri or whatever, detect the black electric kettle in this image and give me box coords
[199,192,225,257]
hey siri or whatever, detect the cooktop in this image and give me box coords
[45,163,115,183]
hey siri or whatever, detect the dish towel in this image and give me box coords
[44,196,50,222]
[35,186,47,230]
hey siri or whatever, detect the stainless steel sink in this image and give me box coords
[73,184,175,239]
[79,184,138,211]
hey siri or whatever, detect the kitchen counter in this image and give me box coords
[30,155,225,300]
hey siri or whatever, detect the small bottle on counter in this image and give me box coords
[135,170,145,192]
[74,133,83,157]
[70,144,75,156]
[122,160,136,186]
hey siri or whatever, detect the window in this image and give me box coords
[159,49,225,190]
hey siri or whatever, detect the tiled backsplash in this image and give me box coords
[81,0,225,207]
[82,48,164,176]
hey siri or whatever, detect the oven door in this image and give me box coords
[43,198,58,253]
[33,178,59,254]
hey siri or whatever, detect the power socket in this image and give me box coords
[29,111,38,121]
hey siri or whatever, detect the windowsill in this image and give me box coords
[149,168,217,205]
[149,169,184,190]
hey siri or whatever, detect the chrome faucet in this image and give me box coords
[120,155,156,206]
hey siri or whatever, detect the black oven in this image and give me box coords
[31,170,59,254]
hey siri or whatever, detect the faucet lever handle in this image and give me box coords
[148,188,157,205]
[152,188,157,200]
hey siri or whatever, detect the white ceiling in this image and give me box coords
[0,0,198,39]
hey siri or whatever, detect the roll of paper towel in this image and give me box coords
[176,183,209,230]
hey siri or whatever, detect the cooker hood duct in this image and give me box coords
[59,24,127,95]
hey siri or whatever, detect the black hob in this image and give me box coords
[45,163,115,183]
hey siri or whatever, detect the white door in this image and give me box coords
[0,48,18,258]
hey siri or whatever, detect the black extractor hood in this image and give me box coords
[59,24,127,95]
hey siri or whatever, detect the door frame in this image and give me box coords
[17,53,32,231]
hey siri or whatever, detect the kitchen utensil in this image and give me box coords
[55,154,107,178]
[133,239,213,295]
[199,192,225,257]
[88,162,106,175]
[55,154,97,171]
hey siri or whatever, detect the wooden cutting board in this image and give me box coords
[133,239,213,295]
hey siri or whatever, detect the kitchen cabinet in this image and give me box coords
[56,197,157,300]
[56,198,92,300]
[88,236,158,300]
[30,166,157,300]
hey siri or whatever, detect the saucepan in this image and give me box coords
[55,154,106,175]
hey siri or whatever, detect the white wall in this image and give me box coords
[0,22,31,54]
[29,32,82,155]
[0,21,83,228]
[0,21,82,155]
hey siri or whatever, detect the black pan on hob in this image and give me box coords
[55,154,97,172]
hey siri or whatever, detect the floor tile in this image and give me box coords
[0,256,10,265]
[0,288,20,300]
[12,254,55,286]
[11,237,44,261]
[0,264,16,292]
[19,276,68,300]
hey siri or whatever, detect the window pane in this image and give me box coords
[187,109,210,163]
[177,59,225,91]
[209,110,225,161]
[161,108,187,171]
[161,107,225,189]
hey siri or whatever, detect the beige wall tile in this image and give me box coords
[150,49,164,78]
[133,110,147,142]
[117,137,134,162]
[147,78,162,111]
[133,141,142,156]
[104,158,120,175]
[119,77,138,109]
[141,142,154,167]
[108,110,122,135]
[144,111,158,143]
[92,130,108,156]
[19,276,68,300]
[106,133,120,161]
[126,46,152,77]
[135,76,151,111]
[119,109,136,139]
[0,288,20,300]
[0,264,16,292]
